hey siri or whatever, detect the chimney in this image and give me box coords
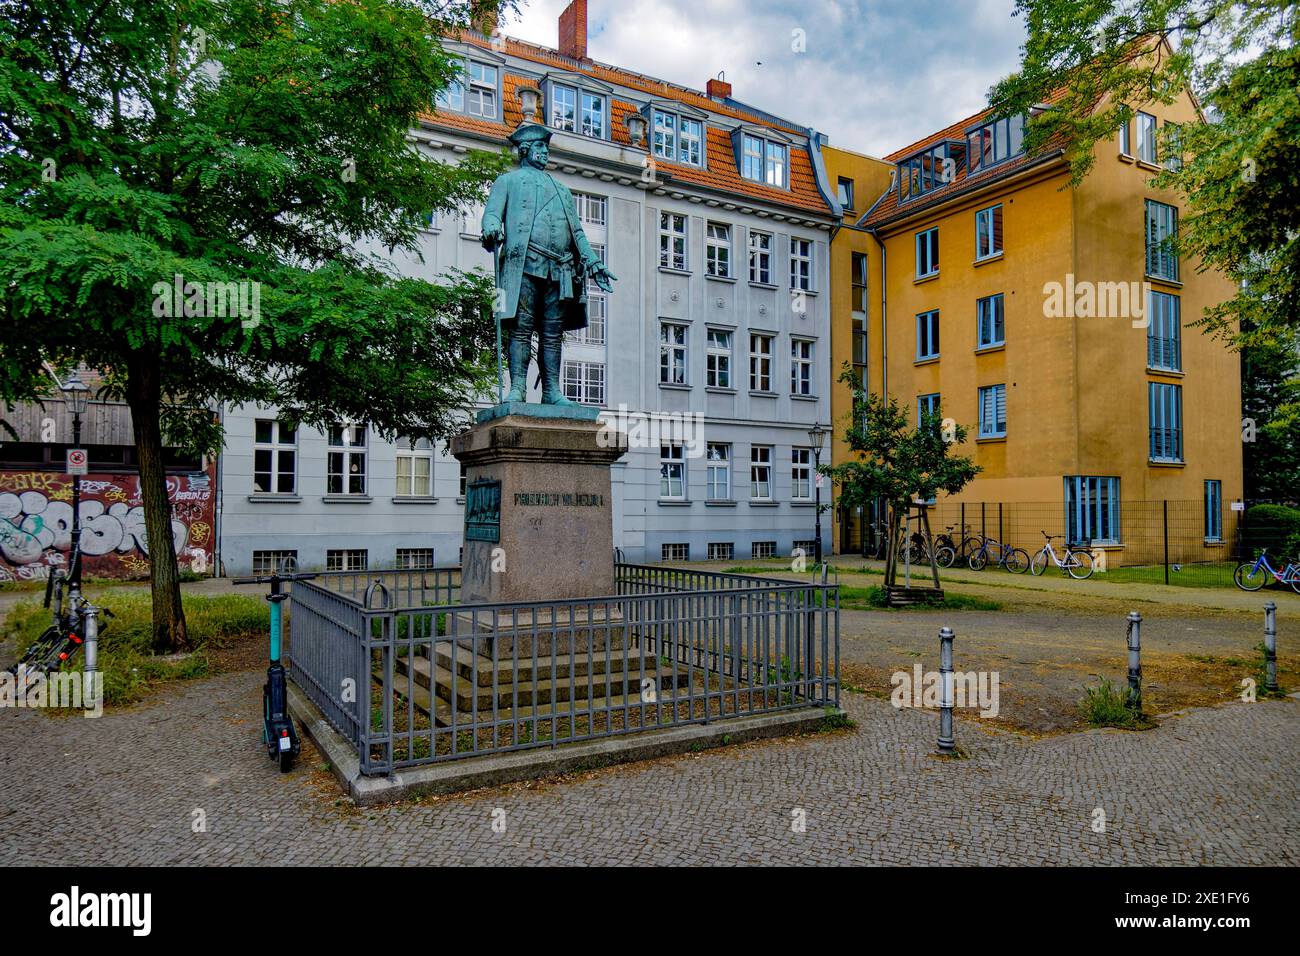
[706,75,732,101]
[558,0,588,61]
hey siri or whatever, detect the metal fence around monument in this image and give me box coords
[287,563,839,776]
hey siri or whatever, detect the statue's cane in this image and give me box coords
[492,242,503,405]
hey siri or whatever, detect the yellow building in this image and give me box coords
[821,145,892,552]
[826,88,1243,567]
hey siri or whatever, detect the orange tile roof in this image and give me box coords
[420,31,833,217]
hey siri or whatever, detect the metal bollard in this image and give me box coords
[1264,601,1278,693]
[1125,611,1142,710]
[82,603,99,676]
[937,626,955,754]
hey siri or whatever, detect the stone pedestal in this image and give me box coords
[450,406,627,605]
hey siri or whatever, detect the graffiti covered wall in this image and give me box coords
[0,469,216,582]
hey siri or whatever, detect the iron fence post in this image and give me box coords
[1162,500,1169,586]
[937,626,955,754]
[1126,611,1142,711]
[1258,600,1279,691]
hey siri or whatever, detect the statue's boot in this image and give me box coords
[539,331,576,406]
[505,334,529,403]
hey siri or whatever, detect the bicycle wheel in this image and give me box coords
[1004,548,1030,574]
[1065,549,1095,580]
[1030,549,1049,576]
[1234,563,1267,591]
[959,537,982,561]
[934,546,955,569]
[11,625,62,673]
[968,551,987,571]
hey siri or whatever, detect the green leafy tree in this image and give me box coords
[0,0,514,650]
[989,1,1299,415]
[1242,323,1300,501]
[826,368,980,585]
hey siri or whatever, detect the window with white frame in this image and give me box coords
[706,443,731,500]
[791,339,813,395]
[253,549,297,575]
[567,294,605,346]
[581,90,605,139]
[396,548,434,570]
[789,237,813,291]
[750,446,772,500]
[659,212,687,271]
[916,310,940,360]
[706,222,732,278]
[1065,476,1120,546]
[659,322,688,385]
[752,541,776,559]
[749,333,773,392]
[1118,117,1131,155]
[466,62,497,119]
[662,542,690,561]
[1148,382,1182,462]
[458,462,467,498]
[977,294,1005,349]
[327,424,367,495]
[706,328,732,388]
[707,542,734,561]
[748,230,772,284]
[562,360,606,405]
[1204,480,1222,541]
[395,437,433,497]
[551,84,577,131]
[1136,111,1157,163]
[326,549,368,572]
[975,204,1003,260]
[837,177,855,211]
[978,384,1007,438]
[435,74,464,112]
[741,134,763,181]
[660,444,685,499]
[1148,290,1181,371]
[1145,200,1179,281]
[576,192,607,227]
[916,227,939,278]
[791,447,812,501]
[765,141,787,188]
[253,419,296,494]
[652,110,703,165]
[1163,122,1183,171]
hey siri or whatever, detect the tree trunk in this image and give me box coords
[126,357,189,652]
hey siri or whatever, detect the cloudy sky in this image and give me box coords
[502,0,1028,158]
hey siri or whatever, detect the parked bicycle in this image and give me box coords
[1233,549,1300,593]
[6,550,111,679]
[967,536,1030,573]
[1029,531,1095,579]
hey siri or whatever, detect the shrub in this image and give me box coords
[1078,677,1147,729]
[4,589,265,707]
[1242,504,1300,558]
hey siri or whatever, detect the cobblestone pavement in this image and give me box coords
[1,669,1296,866]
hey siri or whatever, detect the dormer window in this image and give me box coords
[550,83,606,139]
[966,114,1025,174]
[435,59,499,120]
[737,132,788,189]
[898,143,956,202]
[652,109,704,165]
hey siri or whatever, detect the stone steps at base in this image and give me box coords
[394,653,682,712]
[429,642,673,687]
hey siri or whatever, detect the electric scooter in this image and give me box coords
[233,567,317,772]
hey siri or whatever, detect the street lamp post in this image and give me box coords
[60,374,90,587]
[807,423,827,568]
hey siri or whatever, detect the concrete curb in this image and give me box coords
[288,684,841,805]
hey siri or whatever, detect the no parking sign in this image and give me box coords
[67,448,88,476]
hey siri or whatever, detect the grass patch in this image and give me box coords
[1078,677,1154,729]
[3,589,266,707]
[1099,562,1238,589]
[838,585,1001,611]
[817,708,855,731]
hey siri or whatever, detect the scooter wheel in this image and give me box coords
[279,749,294,773]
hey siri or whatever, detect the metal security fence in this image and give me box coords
[287,564,839,775]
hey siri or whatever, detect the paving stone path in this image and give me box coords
[0,669,1295,866]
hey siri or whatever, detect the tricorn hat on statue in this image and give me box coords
[508,122,553,147]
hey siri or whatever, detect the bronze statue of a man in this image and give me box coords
[481,122,617,405]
